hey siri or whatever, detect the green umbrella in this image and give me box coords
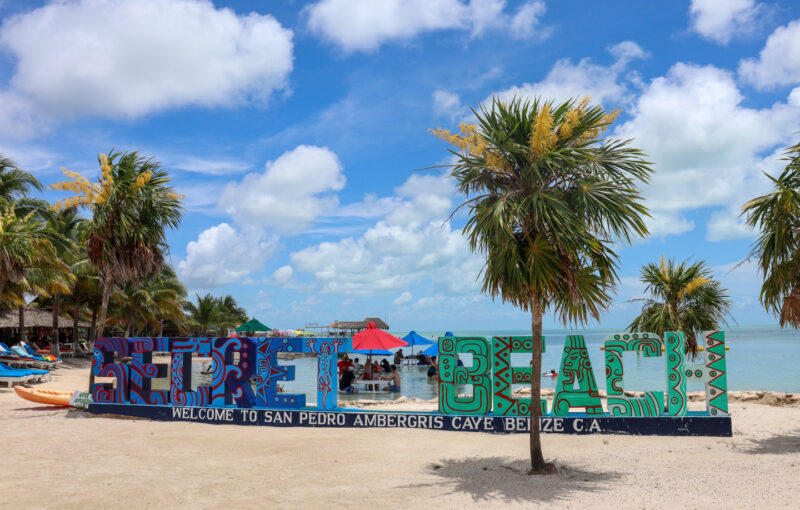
[235,318,272,333]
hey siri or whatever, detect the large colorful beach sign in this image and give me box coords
[88,331,732,436]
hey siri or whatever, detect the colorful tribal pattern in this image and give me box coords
[305,338,343,410]
[665,332,687,416]
[552,335,603,416]
[92,337,132,403]
[492,336,548,416]
[685,331,729,416]
[128,338,169,405]
[438,336,492,415]
[254,338,305,408]
[170,338,212,407]
[603,332,663,417]
[210,337,258,408]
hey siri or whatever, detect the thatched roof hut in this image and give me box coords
[0,308,91,329]
[328,317,389,336]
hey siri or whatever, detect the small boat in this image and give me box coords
[14,386,73,407]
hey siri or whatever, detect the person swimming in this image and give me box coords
[544,369,557,377]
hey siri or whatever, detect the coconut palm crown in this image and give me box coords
[742,141,800,327]
[433,97,652,473]
[49,150,184,337]
[628,257,732,352]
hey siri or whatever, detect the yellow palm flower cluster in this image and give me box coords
[679,277,710,299]
[659,255,669,282]
[130,171,153,192]
[430,123,508,172]
[529,105,557,158]
[529,98,620,159]
[0,205,34,234]
[50,153,116,210]
[576,109,621,145]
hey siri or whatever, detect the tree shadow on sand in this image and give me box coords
[740,431,800,455]
[399,456,619,504]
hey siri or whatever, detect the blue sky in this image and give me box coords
[1,0,799,331]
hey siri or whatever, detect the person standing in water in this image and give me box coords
[382,365,401,392]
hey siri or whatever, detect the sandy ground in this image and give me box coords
[1,360,798,509]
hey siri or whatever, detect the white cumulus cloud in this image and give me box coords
[290,173,482,297]
[615,63,800,239]
[178,223,277,288]
[689,0,763,45]
[219,145,346,232]
[488,41,647,107]
[305,0,546,52]
[739,19,800,89]
[0,0,293,135]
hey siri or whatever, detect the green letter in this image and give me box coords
[552,335,603,415]
[439,336,492,415]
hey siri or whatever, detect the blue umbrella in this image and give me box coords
[400,330,433,356]
[420,332,454,358]
[420,342,438,357]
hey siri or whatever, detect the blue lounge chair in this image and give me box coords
[0,361,48,376]
[2,343,55,369]
[0,367,30,387]
[22,343,62,362]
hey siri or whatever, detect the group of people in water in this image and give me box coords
[337,355,401,393]
[336,350,444,394]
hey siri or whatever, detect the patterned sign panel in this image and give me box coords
[686,331,729,416]
[492,336,548,416]
[603,332,663,417]
[439,336,492,415]
[552,335,604,415]
[253,338,305,408]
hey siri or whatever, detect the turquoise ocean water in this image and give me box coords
[184,326,799,403]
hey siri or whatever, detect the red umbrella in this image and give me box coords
[352,322,407,352]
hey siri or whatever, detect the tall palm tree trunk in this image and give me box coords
[529,295,548,473]
[51,294,61,358]
[90,307,97,342]
[18,305,25,345]
[73,300,80,355]
[96,276,114,338]
[89,277,113,393]
[123,310,135,337]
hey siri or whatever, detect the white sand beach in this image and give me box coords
[1,360,798,509]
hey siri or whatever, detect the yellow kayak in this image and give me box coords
[14,386,73,407]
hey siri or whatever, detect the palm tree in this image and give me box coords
[433,97,652,473]
[0,205,71,347]
[0,156,49,217]
[215,295,248,333]
[184,293,218,336]
[40,208,84,356]
[742,141,800,327]
[112,266,185,336]
[628,257,732,352]
[50,150,184,338]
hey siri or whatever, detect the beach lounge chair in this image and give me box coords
[0,345,32,368]
[0,361,49,379]
[2,344,55,370]
[22,343,62,363]
[0,367,30,387]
